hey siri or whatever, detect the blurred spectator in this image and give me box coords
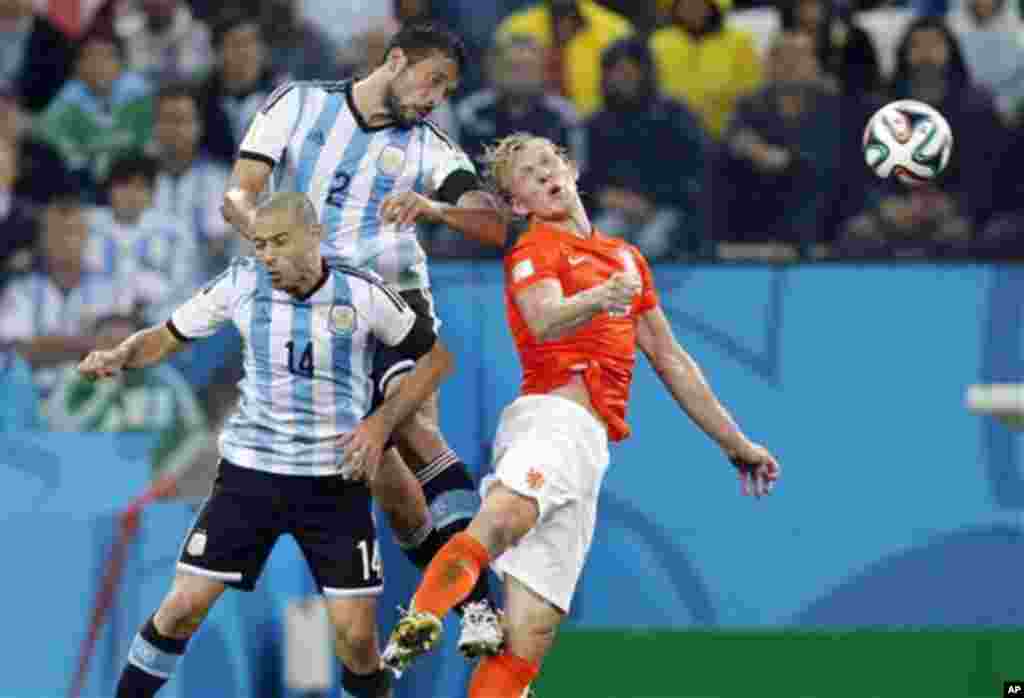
[299,0,395,52]
[261,0,343,81]
[0,136,36,274]
[149,81,233,278]
[839,17,1004,257]
[114,0,213,83]
[47,311,211,480]
[779,0,882,97]
[581,37,707,260]
[0,82,69,206]
[455,34,584,170]
[199,11,282,164]
[0,192,136,397]
[712,31,844,257]
[948,0,1024,120]
[981,115,1024,257]
[0,344,40,430]
[0,0,76,112]
[600,0,660,33]
[496,0,634,117]
[35,32,153,200]
[83,152,202,320]
[650,0,763,138]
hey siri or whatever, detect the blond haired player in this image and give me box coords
[379,134,781,696]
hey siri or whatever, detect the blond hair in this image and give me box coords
[480,133,573,208]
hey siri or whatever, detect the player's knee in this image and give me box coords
[158,589,213,636]
[333,622,379,672]
[484,495,538,550]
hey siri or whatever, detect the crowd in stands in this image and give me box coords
[2,0,1023,464]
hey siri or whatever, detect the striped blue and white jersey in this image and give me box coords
[84,206,205,320]
[238,81,477,291]
[168,256,433,476]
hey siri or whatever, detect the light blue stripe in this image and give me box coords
[105,237,116,275]
[296,91,344,199]
[290,294,313,466]
[249,269,274,471]
[128,634,181,679]
[332,273,356,441]
[322,116,374,261]
[359,128,412,275]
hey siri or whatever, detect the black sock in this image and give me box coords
[115,616,189,698]
[403,453,491,613]
[341,668,392,697]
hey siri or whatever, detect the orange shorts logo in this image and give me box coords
[526,468,545,490]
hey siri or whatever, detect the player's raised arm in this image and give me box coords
[635,304,780,497]
[223,83,303,237]
[380,187,509,247]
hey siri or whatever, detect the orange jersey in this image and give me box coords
[504,221,659,441]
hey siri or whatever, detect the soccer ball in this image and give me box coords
[862,99,953,185]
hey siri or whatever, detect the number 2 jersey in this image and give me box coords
[238,80,479,291]
[168,257,436,476]
[504,221,659,442]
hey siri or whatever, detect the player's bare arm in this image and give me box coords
[379,189,508,246]
[514,272,641,342]
[635,306,780,497]
[341,339,454,482]
[77,324,184,380]
[222,158,272,238]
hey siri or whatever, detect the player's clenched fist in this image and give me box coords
[597,271,642,314]
[380,191,444,228]
[78,349,129,381]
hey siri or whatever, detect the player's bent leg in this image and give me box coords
[115,572,226,698]
[324,595,393,697]
[369,448,430,544]
[382,485,539,673]
[382,377,500,656]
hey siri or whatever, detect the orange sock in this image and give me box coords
[411,531,490,619]
[469,652,539,697]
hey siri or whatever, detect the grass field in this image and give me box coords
[535,629,1024,698]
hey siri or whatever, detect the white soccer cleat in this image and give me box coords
[457,600,505,659]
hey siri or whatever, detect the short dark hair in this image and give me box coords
[383,22,467,73]
[155,80,199,105]
[106,152,158,190]
[211,10,261,48]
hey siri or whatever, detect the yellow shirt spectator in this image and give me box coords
[497,0,633,117]
[650,0,762,137]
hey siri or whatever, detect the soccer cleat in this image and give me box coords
[381,607,443,675]
[457,600,504,659]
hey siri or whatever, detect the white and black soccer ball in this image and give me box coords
[862,99,953,185]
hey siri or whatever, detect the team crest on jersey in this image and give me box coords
[377,145,406,177]
[329,304,357,335]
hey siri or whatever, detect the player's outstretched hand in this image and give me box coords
[380,191,443,228]
[339,415,390,483]
[78,349,128,381]
[726,441,780,498]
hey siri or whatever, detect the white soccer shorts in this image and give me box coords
[480,394,610,612]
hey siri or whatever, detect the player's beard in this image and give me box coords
[384,81,420,128]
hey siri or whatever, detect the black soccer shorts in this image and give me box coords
[177,460,383,596]
[370,287,440,408]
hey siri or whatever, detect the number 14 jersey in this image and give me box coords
[168,257,430,476]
